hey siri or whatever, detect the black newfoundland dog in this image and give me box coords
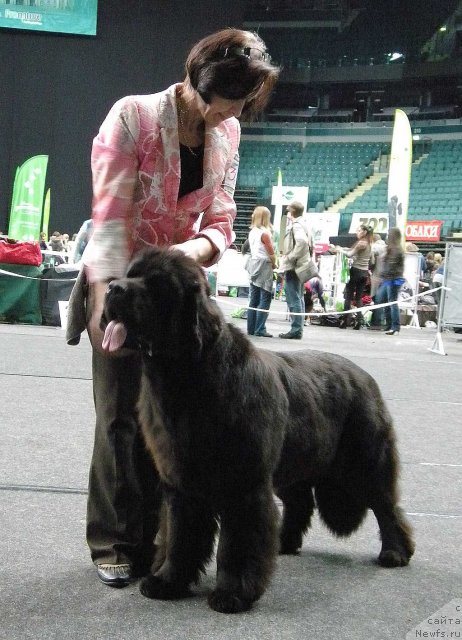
[102,247,414,614]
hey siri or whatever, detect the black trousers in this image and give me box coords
[86,287,160,568]
[343,267,368,322]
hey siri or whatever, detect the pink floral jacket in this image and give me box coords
[84,84,240,282]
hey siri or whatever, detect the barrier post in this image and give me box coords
[429,292,446,355]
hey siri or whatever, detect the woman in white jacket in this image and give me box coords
[245,206,277,337]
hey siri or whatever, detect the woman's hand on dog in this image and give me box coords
[171,237,216,264]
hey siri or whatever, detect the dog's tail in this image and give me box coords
[314,479,368,537]
[315,384,401,539]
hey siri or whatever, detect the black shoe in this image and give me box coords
[96,563,133,588]
[279,332,302,339]
[338,318,347,329]
[255,331,273,337]
[352,322,362,330]
[385,329,399,335]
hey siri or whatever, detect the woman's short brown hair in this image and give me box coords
[185,28,280,120]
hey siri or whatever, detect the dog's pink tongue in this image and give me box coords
[102,320,128,353]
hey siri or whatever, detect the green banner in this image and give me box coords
[0,1,97,36]
[8,155,49,241]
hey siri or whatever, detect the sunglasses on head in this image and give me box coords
[222,46,271,63]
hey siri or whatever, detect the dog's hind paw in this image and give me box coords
[140,574,191,600]
[208,589,253,614]
[378,549,411,567]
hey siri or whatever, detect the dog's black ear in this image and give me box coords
[180,269,223,359]
[195,276,224,345]
[164,266,204,360]
[182,281,204,358]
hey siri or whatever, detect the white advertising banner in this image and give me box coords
[215,249,250,287]
[387,109,412,243]
[307,212,340,253]
[349,213,388,233]
[400,252,421,310]
[318,254,336,290]
[348,212,389,234]
[271,186,309,210]
[403,253,421,293]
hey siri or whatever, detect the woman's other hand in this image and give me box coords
[87,281,107,354]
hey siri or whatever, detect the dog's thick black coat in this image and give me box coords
[103,247,414,613]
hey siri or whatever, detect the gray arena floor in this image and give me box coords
[1,300,461,640]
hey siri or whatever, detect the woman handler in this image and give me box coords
[67,28,279,587]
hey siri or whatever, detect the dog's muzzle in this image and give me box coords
[100,281,133,353]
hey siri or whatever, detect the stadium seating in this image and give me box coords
[236,138,462,238]
[337,140,462,235]
[237,141,382,208]
[409,141,462,236]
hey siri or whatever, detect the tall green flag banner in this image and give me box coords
[42,188,51,238]
[0,1,98,36]
[8,155,49,241]
[387,109,413,244]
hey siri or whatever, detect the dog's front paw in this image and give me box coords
[279,543,301,555]
[378,549,411,567]
[140,574,191,600]
[207,588,253,614]
[279,532,303,555]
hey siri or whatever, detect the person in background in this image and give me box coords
[432,258,445,307]
[374,227,405,335]
[50,231,64,252]
[433,253,443,271]
[66,28,279,588]
[304,275,326,322]
[369,233,387,329]
[39,232,48,250]
[72,219,94,264]
[370,232,387,300]
[424,251,435,280]
[332,224,373,329]
[61,233,70,252]
[279,200,312,340]
[67,233,77,256]
[245,206,277,337]
[405,242,426,278]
